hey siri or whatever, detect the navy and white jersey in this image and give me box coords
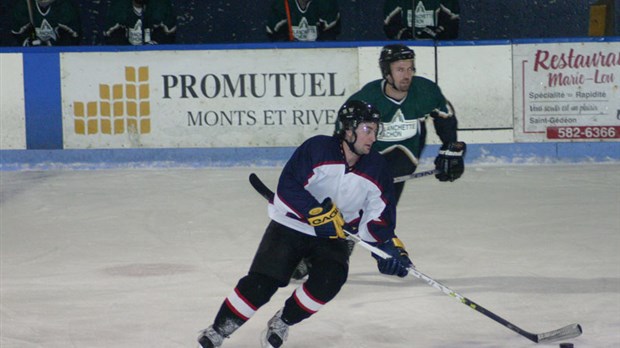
[268,135,398,244]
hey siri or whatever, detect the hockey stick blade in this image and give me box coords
[248,172,583,344]
[249,173,274,201]
[535,323,582,343]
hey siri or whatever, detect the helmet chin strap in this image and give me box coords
[344,132,363,156]
[386,75,402,93]
[386,69,415,94]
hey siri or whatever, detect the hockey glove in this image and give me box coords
[22,36,45,46]
[372,238,413,278]
[434,141,466,182]
[420,26,441,39]
[306,198,346,239]
[398,28,414,40]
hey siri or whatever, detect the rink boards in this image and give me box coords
[0,39,618,168]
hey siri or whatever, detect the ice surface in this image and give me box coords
[1,164,619,347]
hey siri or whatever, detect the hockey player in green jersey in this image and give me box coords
[10,0,81,46]
[384,0,459,40]
[103,0,176,45]
[351,43,465,202]
[266,0,341,41]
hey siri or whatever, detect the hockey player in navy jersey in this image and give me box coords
[290,44,465,280]
[197,100,414,348]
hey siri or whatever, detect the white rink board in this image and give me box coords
[438,44,514,130]
[0,53,26,150]
[60,48,359,149]
[1,41,612,151]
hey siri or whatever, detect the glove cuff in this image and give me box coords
[391,237,405,249]
[391,237,409,257]
[440,141,466,154]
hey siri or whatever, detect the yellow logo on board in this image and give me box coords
[73,66,151,135]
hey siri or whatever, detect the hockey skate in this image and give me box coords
[291,259,310,280]
[197,325,224,348]
[260,309,289,348]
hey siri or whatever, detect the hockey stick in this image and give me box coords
[283,0,294,41]
[25,0,35,27]
[393,168,438,183]
[344,232,583,344]
[248,173,583,344]
[250,168,436,190]
[249,173,274,201]
[25,0,37,42]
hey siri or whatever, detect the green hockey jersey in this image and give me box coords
[10,0,81,46]
[383,0,459,40]
[266,0,340,41]
[347,77,455,161]
[104,0,176,45]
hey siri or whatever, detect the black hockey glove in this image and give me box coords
[306,198,346,239]
[420,26,442,39]
[434,141,466,182]
[22,36,47,46]
[398,28,414,40]
[372,238,413,278]
[437,8,459,40]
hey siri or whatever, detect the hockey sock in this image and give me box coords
[213,273,279,336]
[282,262,348,325]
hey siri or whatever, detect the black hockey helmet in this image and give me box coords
[336,100,382,137]
[379,44,416,78]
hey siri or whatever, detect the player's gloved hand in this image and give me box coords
[421,26,440,39]
[306,198,346,239]
[398,28,414,40]
[372,237,413,278]
[22,37,43,46]
[434,141,466,182]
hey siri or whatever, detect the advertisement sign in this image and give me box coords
[0,53,26,150]
[513,42,620,142]
[61,48,358,149]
